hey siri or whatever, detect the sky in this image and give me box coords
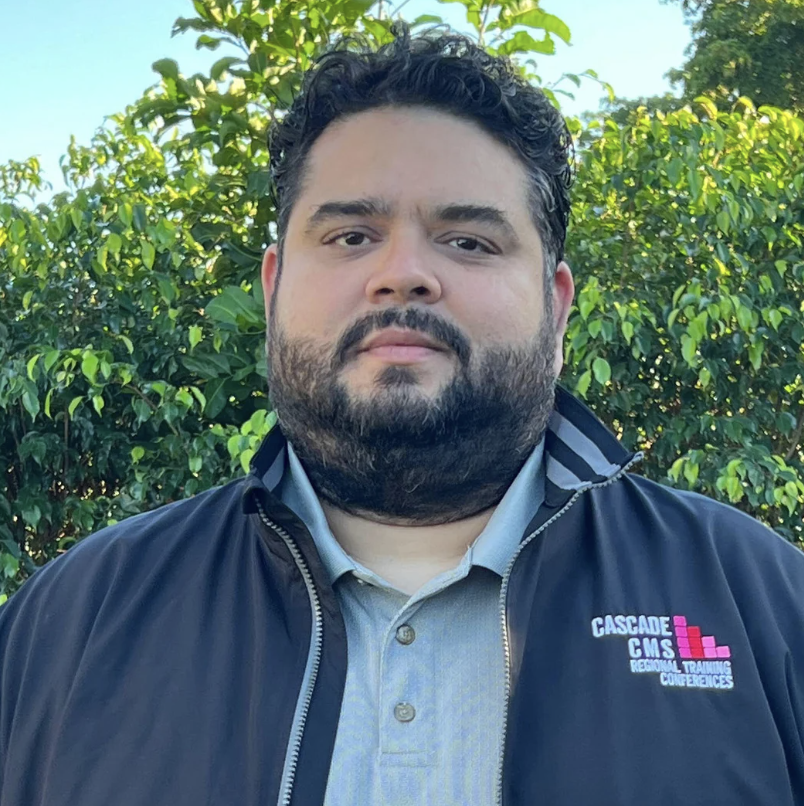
[1,0,691,193]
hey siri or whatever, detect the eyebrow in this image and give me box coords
[303,197,520,244]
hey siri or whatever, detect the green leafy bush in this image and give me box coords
[566,98,804,541]
[1,1,801,603]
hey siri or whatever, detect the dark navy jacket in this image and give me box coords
[2,388,803,805]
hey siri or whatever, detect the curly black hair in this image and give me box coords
[268,23,574,278]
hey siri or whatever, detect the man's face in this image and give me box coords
[262,107,574,524]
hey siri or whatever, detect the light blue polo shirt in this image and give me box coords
[278,439,545,806]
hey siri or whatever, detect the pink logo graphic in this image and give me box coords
[673,616,731,660]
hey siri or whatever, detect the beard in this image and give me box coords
[265,305,556,526]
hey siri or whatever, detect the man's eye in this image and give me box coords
[327,231,370,247]
[447,236,494,254]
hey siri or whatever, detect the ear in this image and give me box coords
[261,243,280,325]
[550,260,575,377]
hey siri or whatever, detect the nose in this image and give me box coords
[364,232,442,305]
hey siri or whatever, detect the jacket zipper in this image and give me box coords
[256,450,642,806]
[495,454,643,806]
[254,497,324,806]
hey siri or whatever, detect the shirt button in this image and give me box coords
[395,624,416,645]
[394,702,416,723]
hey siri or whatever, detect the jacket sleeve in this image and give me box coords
[707,496,804,767]
[0,550,90,797]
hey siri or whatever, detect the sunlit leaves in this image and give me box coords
[141,240,156,270]
[1,0,802,607]
[566,100,804,544]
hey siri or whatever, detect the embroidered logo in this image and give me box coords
[591,614,734,691]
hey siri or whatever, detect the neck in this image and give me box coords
[321,502,496,595]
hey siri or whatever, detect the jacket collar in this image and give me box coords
[241,385,640,514]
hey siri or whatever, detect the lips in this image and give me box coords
[358,329,444,353]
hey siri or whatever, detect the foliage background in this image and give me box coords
[1,0,802,602]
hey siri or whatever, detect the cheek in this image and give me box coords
[450,271,542,342]
[275,263,363,341]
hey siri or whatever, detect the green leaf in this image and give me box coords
[203,377,229,418]
[44,349,60,372]
[768,309,783,331]
[94,245,108,274]
[107,232,123,256]
[502,8,571,43]
[571,360,591,399]
[681,334,697,365]
[694,96,718,119]
[210,56,242,80]
[716,210,730,234]
[748,341,763,371]
[1,554,17,579]
[21,504,41,529]
[189,455,203,473]
[189,325,203,350]
[133,205,147,232]
[205,286,264,328]
[181,352,231,379]
[176,388,193,409]
[592,357,611,386]
[22,387,39,419]
[155,275,175,305]
[725,476,743,503]
[26,354,41,381]
[239,448,255,474]
[119,202,133,228]
[81,352,99,384]
[669,457,684,482]
[411,14,443,25]
[190,386,207,410]
[621,320,634,344]
[498,30,555,56]
[131,446,145,463]
[142,240,156,270]
[153,58,180,81]
[736,305,753,331]
[666,157,683,186]
[68,396,84,417]
[92,395,105,416]
[687,168,702,201]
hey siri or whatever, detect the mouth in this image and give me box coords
[357,329,447,365]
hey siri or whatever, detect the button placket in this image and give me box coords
[379,603,433,760]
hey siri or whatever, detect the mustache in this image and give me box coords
[333,307,472,370]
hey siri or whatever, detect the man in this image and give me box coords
[1,25,803,806]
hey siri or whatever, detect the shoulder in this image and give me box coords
[0,478,248,631]
[615,472,804,602]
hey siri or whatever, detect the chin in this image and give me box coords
[345,364,447,395]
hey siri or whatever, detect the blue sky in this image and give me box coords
[2,0,690,192]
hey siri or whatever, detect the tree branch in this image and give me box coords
[785,408,804,462]
[63,403,69,483]
[478,1,492,45]
[124,384,181,438]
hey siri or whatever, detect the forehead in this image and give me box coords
[290,106,533,227]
